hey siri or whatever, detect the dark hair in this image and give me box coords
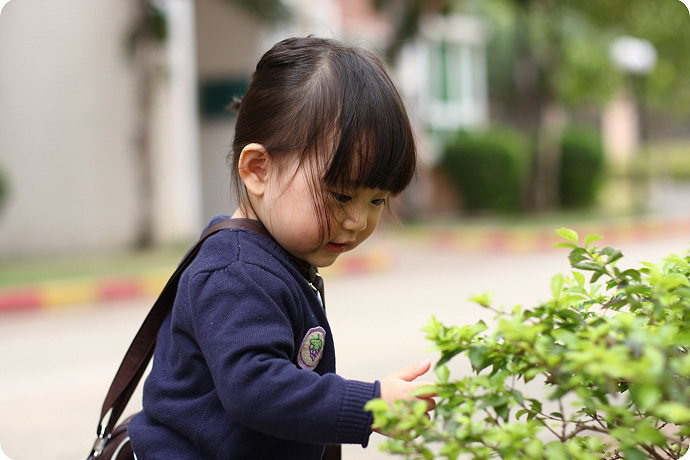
[230,36,416,236]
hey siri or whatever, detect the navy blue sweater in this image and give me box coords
[128,218,379,459]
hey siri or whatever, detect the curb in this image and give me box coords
[402,214,690,253]
[2,213,689,314]
[0,249,392,315]
[0,271,171,314]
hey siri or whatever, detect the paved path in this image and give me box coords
[1,231,689,459]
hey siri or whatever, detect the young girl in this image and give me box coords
[128,36,435,459]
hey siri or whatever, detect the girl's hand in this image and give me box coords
[375,359,437,434]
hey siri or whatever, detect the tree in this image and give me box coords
[368,229,690,458]
[129,0,166,249]
[372,0,690,212]
[128,0,286,249]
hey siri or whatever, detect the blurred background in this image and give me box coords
[2,0,690,257]
[2,0,690,459]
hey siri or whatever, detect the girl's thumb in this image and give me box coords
[394,359,432,382]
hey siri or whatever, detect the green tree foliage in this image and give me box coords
[574,0,690,115]
[465,0,690,114]
[367,229,690,458]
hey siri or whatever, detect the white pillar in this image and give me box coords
[159,0,202,239]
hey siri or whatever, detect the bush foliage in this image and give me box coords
[559,128,606,209]
[367,230,690,459]
[0,165,7,212]
[439,128,530,213]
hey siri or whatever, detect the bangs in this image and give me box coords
[320,51,416,195]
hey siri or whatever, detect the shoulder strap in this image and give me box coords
[91,218,269,454]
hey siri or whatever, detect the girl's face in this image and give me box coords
[260,158,390,268]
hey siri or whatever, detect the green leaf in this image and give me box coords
[523,367,541,383]
[661,273,690,290]
[413,399,428,417]
[553,242,577,249]
[622,447,647,460]
[584,234,603,247]
[556,228,579,244]
[470,292,493,308]
[551,273,564,299]
[495,403,510,421]
[468,346,490,372]
[365,398,390,412]
[525,438,543,456]
[632,384,661,411]
[435,364,450,383]
[572,261,602,271]
[621,269,642,282]
[545,441,569,460]
[569,247,588,265]
[510,388,524,405]
[656,402,690,423]
[437,349,462,367]
[601,247,624,263]
[557,309,581,323]
[573,271,586,287]
[634,421,666,445]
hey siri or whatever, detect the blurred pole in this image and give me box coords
[133,0,157,249]
[161,0,203,238]
[610,36,656,213]
[631,75,651,213]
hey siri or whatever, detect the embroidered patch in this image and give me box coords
[297,326,326,370]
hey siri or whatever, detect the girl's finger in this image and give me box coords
[389,359,432,382]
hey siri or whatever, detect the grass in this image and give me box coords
[0,243,189,288]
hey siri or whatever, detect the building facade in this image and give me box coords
[0,0,488,257]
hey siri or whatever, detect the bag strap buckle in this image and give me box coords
[89,424,111,458]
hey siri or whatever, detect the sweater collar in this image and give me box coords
[228,218,322,292]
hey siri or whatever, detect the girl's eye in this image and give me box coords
[371,198,387,206]
[333,193,352,203]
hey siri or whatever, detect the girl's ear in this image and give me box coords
[237,143,271,197]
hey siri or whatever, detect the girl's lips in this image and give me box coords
[325,242,350,253]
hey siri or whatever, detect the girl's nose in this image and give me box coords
[343,208,367,232]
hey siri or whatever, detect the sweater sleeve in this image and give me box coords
[186,261,378,447]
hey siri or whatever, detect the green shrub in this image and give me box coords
[641,141,690,181]
[669,154,690,180]
[368,229,690,459]
[439,128,530,213]
[0,165,7,212]
[559,128,605,209]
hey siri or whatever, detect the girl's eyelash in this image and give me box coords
[331,191,387,205]
[333,193,352,203]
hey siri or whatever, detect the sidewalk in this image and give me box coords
[1,212,689,315]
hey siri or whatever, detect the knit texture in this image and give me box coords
[128,217,379,459]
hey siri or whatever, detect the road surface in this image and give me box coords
[1,230,688,459]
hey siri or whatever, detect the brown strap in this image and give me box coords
[323,444,342,460]
[96,219,269,438]
[93,217,340,459]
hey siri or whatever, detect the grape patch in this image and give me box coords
[297,326,326,370]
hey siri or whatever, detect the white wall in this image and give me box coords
[0,0,140,257]
[0,0,204,258]
[195,0,264,221]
